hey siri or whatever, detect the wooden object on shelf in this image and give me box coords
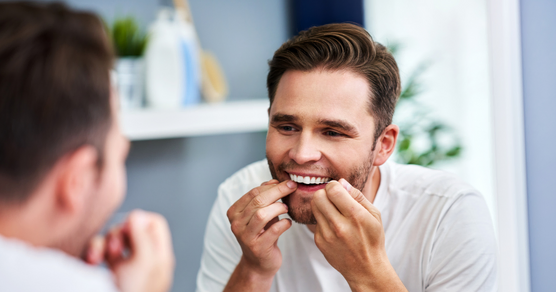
[120,99,269,141]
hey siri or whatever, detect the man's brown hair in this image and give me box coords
[0,2,114,202]
[267,23,401,143]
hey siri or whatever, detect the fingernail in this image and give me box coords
[283,203,288,211]
[340,179,352,192]
[287,180,296,188]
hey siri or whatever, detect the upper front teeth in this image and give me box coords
[289,174,330,184]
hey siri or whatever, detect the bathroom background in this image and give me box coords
[2,0,554,291]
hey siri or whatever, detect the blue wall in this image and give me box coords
[521,0,556,291]
[123,133,267,291]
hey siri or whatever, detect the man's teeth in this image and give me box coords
[289,174,331,184]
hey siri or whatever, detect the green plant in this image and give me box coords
[109,16,148,57]
[389,44,462,166]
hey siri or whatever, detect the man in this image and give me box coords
[197,23,497,291]
[0,3,174,292]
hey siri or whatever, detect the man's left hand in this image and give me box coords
[311,179,407,292]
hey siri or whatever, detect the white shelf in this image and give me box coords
[120,99,270,141]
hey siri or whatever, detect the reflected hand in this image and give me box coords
[85,210,175,292]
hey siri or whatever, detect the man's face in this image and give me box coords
[266,69,378,224]
[72,92,130,257]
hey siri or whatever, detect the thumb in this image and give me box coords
[125,210,152,259]
[338,178,382,221]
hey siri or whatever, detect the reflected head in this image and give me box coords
[0,2,114,203]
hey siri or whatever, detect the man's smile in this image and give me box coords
[285,171,331,193]
[287,172,331,184]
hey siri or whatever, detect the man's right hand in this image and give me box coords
[224,179,297,291]
[86,210,175,292]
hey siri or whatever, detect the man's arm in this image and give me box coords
[311,179,407,292]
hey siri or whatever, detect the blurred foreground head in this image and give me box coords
[0,2,128,257]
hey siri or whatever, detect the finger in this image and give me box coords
[257,217,292,247]
[264,216,279,232]
[85,235,106,265]
[122,209,153,261]
[338,179,382,221]
[312,200,332,249]
[105,229,126,264]
[245,202,289,239]
[243,180,296,214]
[260,179,279,186]
[227,184,281,220]
[143,212,176,269]
[311,190,333,232]
[227,184,283,236]
[338,179,370,207]
[325,180,367,218]
[313,187,344,218]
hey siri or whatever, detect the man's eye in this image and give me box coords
[281,126,295,131]
[325,130,342,137]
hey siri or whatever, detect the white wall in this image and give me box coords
[365,0,497,225]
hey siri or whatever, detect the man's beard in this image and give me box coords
[56,191,113,260]
[56,214,102,259]
[267,153,374,225]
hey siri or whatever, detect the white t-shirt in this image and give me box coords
[196,160,497,292]
[0,235,119,292]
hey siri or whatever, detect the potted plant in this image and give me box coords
[389,44,462,166]
[110,16,148,109]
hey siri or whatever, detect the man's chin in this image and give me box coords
[288,211,317,225]
[282,194,317,225]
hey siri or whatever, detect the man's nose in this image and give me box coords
[289,133,322,165]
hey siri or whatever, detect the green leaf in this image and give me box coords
[399,138,411,151]
[391,42,463,166]
[446,146,462,157]
[109,16,149,57]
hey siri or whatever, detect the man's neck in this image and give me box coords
[307,165,382,233]
[0,196,56,249]
[364,165,382,204]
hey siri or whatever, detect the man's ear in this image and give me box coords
[373,124,399,166]
[55,145,99,215]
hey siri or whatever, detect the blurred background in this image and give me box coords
[3,0,554,291]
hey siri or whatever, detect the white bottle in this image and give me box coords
[175,10,201,106]
[145,8,185,109]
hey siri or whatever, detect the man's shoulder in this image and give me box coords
[0,236,118,292]
[218,159,272,199]
[388,161,479,199]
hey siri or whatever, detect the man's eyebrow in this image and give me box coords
[319,119,358,134]
[270,114,298,123]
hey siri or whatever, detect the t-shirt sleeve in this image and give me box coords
[196,182,244,292]
[424,192,497,292]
